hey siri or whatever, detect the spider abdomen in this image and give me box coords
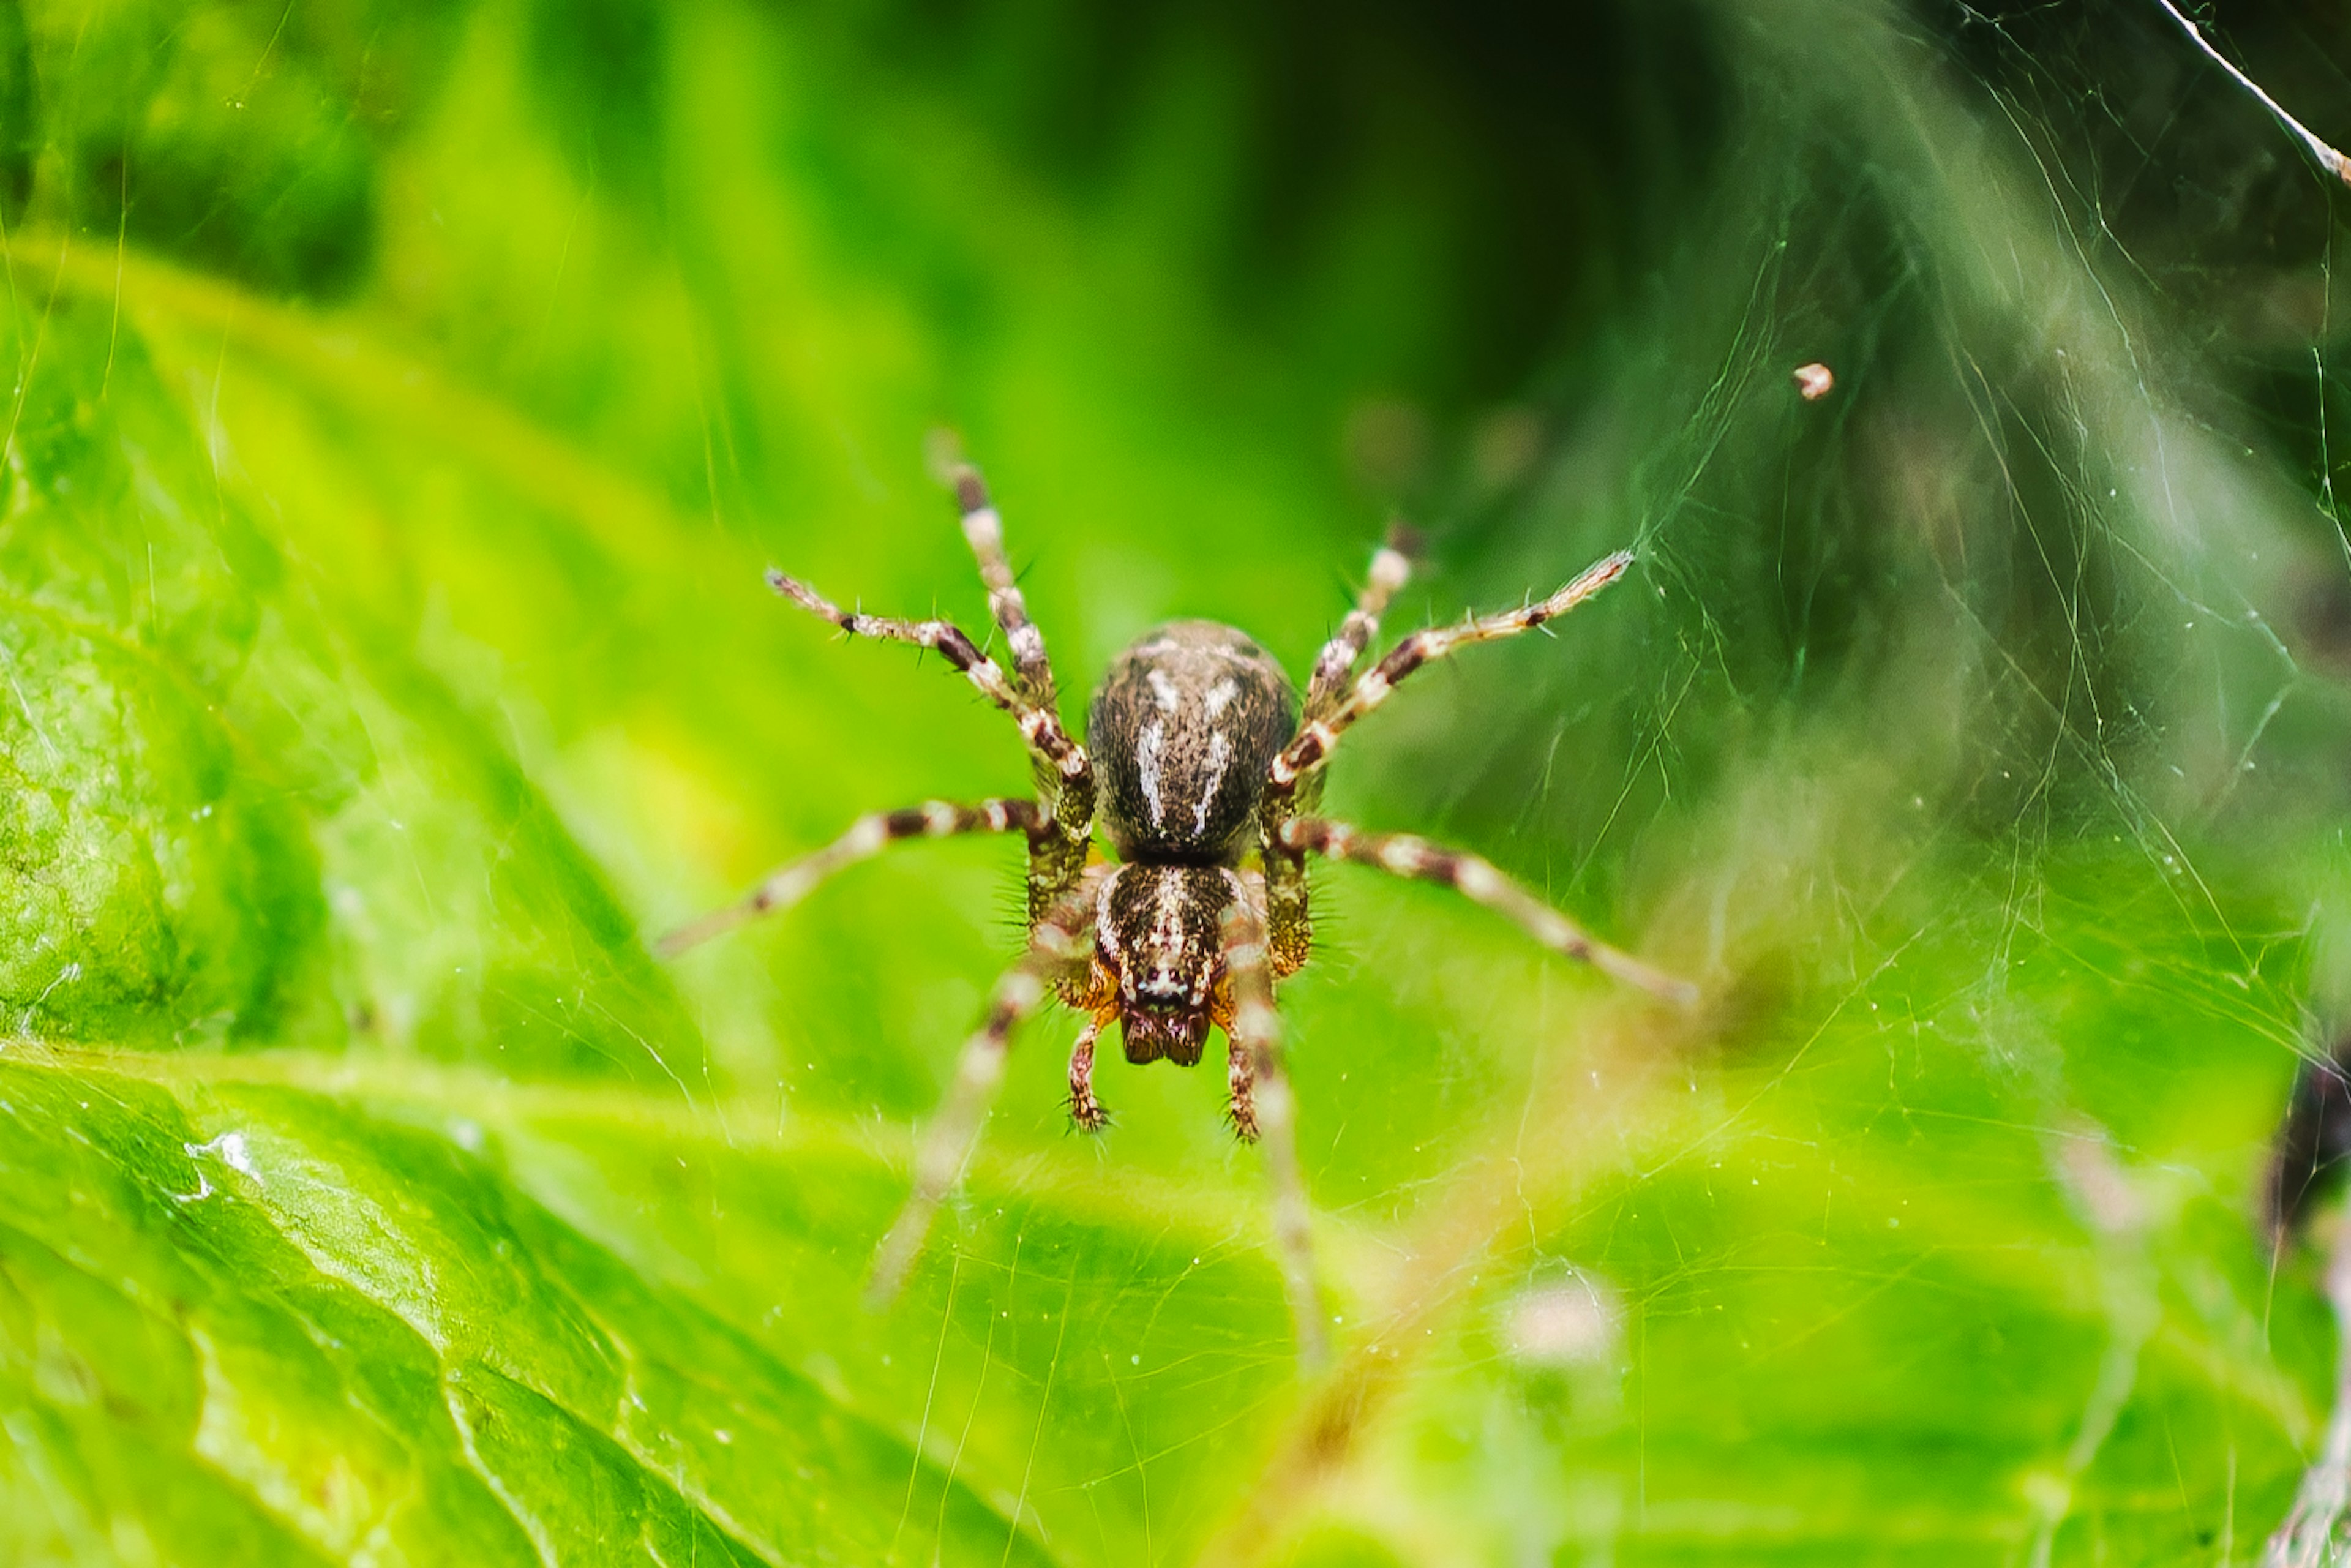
[1088,620,1297,863]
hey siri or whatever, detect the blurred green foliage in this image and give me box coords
[5,0,2351,1562]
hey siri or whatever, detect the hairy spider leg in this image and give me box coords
[766,568,1098,922]
[1212,868,1270,1140]
[1226,1024,1258,1141]
[1281,817,1696,1005]
[656,798,1043,956]
[1304,522,1420,720]
[950,464,1056,706]
[1269,548,1634,793]
[1067,1014,1109,1131]
[1261,525,1422,978]
[867,868,1111,1307]
[943,465,1097,921]
[1217,898,1329,1368]
[768,570,1084,776]
[1256,802,1316,981]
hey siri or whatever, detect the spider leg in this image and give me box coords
[868,868,1108,1306]
[1068,1014,1109,1131]
[1270,548,1633,793]
[940,469,1101,898]
[1226,1018,1258,1141]
[1218,895,1330,1367]
[1253,812,1316,980]
[1304,522,1417,720]
[950,464,1057,706]
[656,798,1043,956]
[1280,817,1697,1006]
[768,569,1089,780]
[1261,545,1619,975]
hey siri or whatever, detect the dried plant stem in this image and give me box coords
[2151,0,2351,186]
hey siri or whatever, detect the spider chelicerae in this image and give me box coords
[662,463,1697,1362]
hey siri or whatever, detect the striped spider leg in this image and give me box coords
[1217,891,1329,1367]
[950,464,1054,706]
[868,866,1113,1304]
[1279,818,1696,1005]
[1270,547,1634,797]
[1303,522,1420,719]
[663,465,1093,955]
[1260,525,1420,978]
[1257,546,1663,997]
[661,467,1124,1307]
[658,798,1043,956]
[945,462,1094,918]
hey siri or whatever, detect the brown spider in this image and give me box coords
[661,463,1695,1362]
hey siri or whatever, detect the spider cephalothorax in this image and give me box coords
[1095,863,1239,1067]
[661,461,1695,1362]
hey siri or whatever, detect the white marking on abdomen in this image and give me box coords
[1193,729,1232,836]
[1139,721,1166,828]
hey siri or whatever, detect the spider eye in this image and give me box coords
[1134,969,1188,1008]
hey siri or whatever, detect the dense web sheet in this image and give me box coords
[6,0,2351,1564]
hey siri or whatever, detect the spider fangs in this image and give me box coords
[659,463,1697,1365]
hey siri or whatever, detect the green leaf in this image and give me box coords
[4,0,2348,1562]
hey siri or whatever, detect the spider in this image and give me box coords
[661,463,1696,1362]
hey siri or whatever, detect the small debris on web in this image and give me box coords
[2055,1126,2148,1237]
[1499,1269,1621,1370]
[1791,361,1835,402]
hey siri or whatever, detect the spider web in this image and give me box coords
[6,1,2351,1565]
[1318,4,2351,1561]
